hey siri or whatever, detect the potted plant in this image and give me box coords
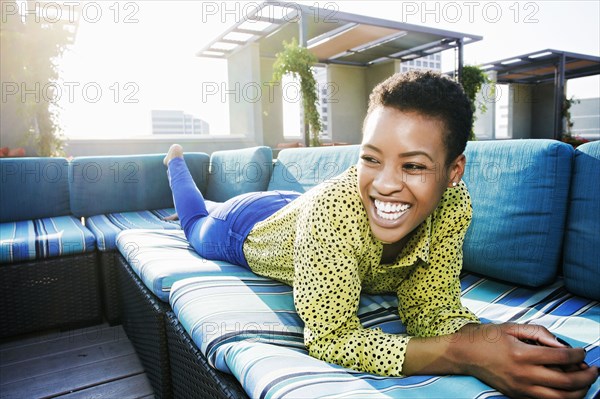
[560,96,588,148]
[1,0,74,156]
[460,65,491,141]
[272,38,322,147]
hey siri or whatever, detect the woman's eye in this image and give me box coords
[403,163,426,171]
[361,155,379,164]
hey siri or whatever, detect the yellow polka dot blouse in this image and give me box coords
[243,166,480,376]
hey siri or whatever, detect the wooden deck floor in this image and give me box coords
[0,324,154,399]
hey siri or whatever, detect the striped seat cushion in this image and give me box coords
[116,229,257,302]
[169,273,600,398]
[86,208,180,251]
[170,276,403,372]
[0,216,96,264]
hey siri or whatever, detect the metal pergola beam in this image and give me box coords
[553,54,566,140]
[479,49,600,141]
[197,1,482,73]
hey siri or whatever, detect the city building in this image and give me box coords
[400,53,442,73]
[571,97,600,140]
[151,110,209,135]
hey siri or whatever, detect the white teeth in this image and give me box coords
[374,199,410,220]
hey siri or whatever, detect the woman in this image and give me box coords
[165,71,597,398]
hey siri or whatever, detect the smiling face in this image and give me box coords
[357,106,465,245]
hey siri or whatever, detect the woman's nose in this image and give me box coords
[373,167,404,195]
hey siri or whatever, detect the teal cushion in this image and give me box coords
[116,229,256,301]
[201,273,599,398]
[563,141,600,300]
[69,153,209,217]
[0,158,70,222]
[463,140,573,287]
[205,146,273,202]
[268,145,360,192]
[0,216,96,263]
[86,208,180,251]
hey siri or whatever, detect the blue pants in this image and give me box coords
[167,157,300,268]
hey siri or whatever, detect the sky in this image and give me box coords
[49,0,600,138]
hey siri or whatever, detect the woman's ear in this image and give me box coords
[447,154,466,187]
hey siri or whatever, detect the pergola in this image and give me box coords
[195,1,483,146]
[197,1,482,79]
[481,49,600,140]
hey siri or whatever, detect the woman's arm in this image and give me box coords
[399,185,597,397]
[397,183,479,337]
[404,322,597,399]
[294,216,411,375]
[293,184,412,376]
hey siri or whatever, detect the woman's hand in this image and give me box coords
[404,322,598,399]
[461,323,597,398]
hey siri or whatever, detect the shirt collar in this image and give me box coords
[389,215,433,268]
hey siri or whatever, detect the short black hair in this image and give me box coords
[366,70,473,165]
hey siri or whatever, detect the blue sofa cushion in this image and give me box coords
[205,146,273,202]
[169,272,599,398]
[0,216,96,263]
[170,274,402,372]
[463,140,573,287]
[116,229,256,301]
[268,145,360,192]
[69,153,209,217]
[563,141,600,300]
[86,208,180,251]
[0,158,71,222]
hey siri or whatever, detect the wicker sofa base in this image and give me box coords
[166,311,249,399]
[116,253,172,399]
[99,251,121,325]
[0,252,102,339]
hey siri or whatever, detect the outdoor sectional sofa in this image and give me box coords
[115,139,600,398]
[0,139,598,398]
[70,146,274,398]
[0,157,101,338]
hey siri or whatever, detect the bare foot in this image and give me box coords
[163,144,184,166]
[162,213,179,221]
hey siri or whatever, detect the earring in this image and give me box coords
[452,182,458,187]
